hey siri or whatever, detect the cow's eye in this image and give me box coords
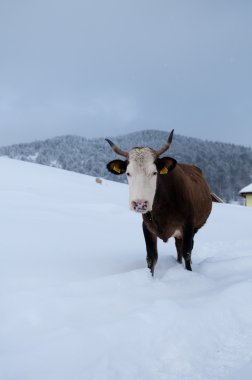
[153,172,157,176]
[126,172,130,176]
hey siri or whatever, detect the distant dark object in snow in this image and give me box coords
[96,177,102,184]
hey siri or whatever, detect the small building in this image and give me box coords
[239,183,252,207]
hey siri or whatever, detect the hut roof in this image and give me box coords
[211,192,224,203]
[239,183,252,196]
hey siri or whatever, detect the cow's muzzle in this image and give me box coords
[131,200,149,213]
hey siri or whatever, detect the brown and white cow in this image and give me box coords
[106,130,212,275]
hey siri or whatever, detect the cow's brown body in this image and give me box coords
[143,164,212,242]
[142,163,212,272]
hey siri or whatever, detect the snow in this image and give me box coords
[26,152,39,161]
[0,157,252,380]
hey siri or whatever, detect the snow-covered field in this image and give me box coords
[0,157,252,380]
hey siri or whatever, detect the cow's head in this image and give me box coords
[106,130,177,213]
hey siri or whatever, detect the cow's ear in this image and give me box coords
[156,157,177,175]
[106,159,128,175]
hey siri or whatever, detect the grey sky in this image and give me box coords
[0,0,252,147]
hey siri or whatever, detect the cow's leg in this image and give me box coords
[181,224,194,271]
[142,222,158,276]
[175,238,182,264]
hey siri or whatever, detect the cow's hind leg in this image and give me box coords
[175,238,182,264]
[142,222,158,276]
[181,224,194,271]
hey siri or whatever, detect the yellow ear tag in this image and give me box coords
[159,167,168,175]
[113,165,121,174]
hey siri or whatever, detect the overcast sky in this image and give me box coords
[0,0,252,147]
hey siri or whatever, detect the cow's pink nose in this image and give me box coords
[132,200,148,212]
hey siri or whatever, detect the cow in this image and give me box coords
[105,130,212,275]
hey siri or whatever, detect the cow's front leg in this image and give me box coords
[142,221,158,276]
[181,223,194,271]
[175,238,183,264]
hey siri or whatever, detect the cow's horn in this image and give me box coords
[156,129,174,156]
[105,138,128,158]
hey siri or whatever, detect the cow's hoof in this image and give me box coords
[185,262,192,271]
[147,258,156,276]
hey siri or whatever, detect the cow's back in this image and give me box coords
[178,163,212,229]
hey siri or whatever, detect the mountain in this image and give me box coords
[1,157,252,380]
[1,130,252,202]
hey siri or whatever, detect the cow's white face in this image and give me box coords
[106,144,177,214]
[126,148,157,213]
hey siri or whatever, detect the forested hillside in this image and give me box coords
[1,130,252,202]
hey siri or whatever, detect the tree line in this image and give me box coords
[1,130,252,203]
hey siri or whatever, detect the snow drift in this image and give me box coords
[0,157,252,380]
